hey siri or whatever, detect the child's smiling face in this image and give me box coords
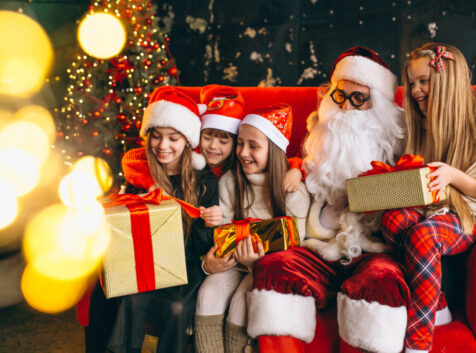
[236,124,269,175]
[407,57,431,115]
[199,131,234,168]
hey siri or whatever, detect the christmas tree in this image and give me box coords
[55,0,178,188]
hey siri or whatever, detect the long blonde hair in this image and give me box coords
[403,43,476,233]
[144,132,200,239]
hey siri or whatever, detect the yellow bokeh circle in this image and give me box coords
[13,105,56,144]
[73,156,113,193]
[0,11,53,97]
[23,202,110,280]
[78,13,126,59]
[21,263,91,314]
[0,179,18,229]
[0,148,40,196]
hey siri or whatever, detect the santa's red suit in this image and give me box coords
[247,47,412,353]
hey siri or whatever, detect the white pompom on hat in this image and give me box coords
[330,46,397,102]
[140,86,202,148]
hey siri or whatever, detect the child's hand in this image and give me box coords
[284,168,302,193]
[234,235,265,268]
[200,205,222,227]
[426,162,458,199]
[203,245,237,274]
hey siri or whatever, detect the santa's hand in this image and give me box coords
[234,235,265,268]
[203,245,237,274]
[200,205,222,227]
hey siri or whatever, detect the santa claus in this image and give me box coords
[247,47,410,353]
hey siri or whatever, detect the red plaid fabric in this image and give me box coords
[429,46,455,72]
[382,209,475,351]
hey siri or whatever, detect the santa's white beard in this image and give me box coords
[304,90,404,206]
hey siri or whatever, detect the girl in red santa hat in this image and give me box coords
[85,86,222,353]
[194,104,310,353]
[381,43,476,353]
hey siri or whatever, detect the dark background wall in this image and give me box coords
[0,0,475,98]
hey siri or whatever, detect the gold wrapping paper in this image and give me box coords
[102,199,188,298]
[346,167,445,213]
[214,217,300,258]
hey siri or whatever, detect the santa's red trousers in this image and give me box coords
[248,247,410,353]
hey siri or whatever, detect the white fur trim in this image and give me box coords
[337,292,406,353]
[241,114,289,152]
[198,103,208,115]
[191,151,206,170]
[201,114,241,134]
[435,306,452,326]
[247,289,316,343]
[140,100,201,147]
[332,55,397,102]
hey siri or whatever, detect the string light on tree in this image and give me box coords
[56,0,179,189]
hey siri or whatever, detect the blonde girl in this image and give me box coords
[381,43,476,353]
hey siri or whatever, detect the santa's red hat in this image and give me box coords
[240,103,292,152]
[330,46,397,101]
[140,86,206,170]
[199,85,245,134]
[140,86,206,147]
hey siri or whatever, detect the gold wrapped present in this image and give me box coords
[346,154,445,213]
[101,192,188,298]
[214,217,300,258]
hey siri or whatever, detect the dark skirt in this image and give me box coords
[104,259,205,353]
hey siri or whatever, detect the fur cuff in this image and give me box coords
[247,289,316,343]
[337,293,406,353]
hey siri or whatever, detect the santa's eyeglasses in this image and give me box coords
[330,88,370,108]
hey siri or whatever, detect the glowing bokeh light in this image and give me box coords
[59,171,103,209]
[21,263,91,314]
[0,11,53,97]
[0,121,50,164]
[0,109,13,131]
[78,13,126,59]
[23,203,109,280]
[0,179,18,229]
[0,149,40,196]
[14,105,56,144]
[73,156,113,193]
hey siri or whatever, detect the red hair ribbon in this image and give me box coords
[430,46,455,72]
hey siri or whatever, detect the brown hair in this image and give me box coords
[145,132,202,239]
[201,128,237,174]
[402,43,476,233]
[234,139,289,219]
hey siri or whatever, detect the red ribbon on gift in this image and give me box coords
[231,216,297,248]
[103,189,200,293]
[358,154,439,202]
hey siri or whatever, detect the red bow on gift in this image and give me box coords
[359,154,424,177]
[430,46,455,73]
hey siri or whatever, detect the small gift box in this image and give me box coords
[346,154,446,213]
[214,216,300,258]
[101,190,200,298]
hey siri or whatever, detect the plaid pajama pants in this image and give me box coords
[381,208,475,351]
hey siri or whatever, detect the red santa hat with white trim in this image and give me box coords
[330,46,397,102]
[140,86,207,169]
[240,103,293,152]
[199,85,245,134]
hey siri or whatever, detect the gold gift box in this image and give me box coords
[346,167,445,213]
[214,217,300,258]
[102,198,188,298]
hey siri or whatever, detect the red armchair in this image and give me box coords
[179,86,476,353]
